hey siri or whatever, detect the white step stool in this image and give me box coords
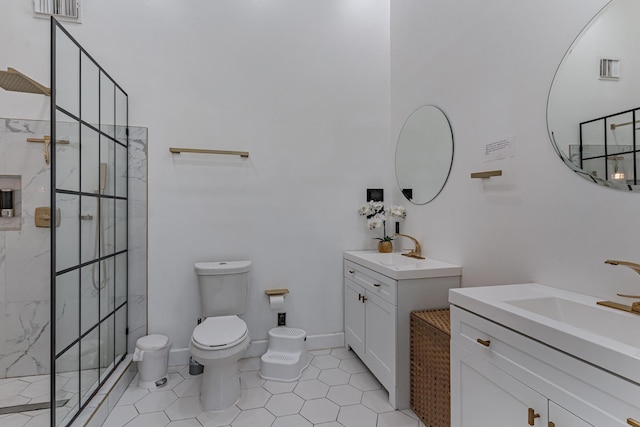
[260,327,309,382]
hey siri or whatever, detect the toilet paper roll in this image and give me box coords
[269,295,285,310]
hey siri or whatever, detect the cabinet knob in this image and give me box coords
[476,338,491,347]
[358,293,362,301]
[628,419,640,427]
[373,283,381,287]
[348,270,355,274]
[528,408,540,426]
[362,296,368,302]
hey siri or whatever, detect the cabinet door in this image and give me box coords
[548,402,593,427]
[451,342,548,427]
[345,279,365,357]
[364,290,395,391]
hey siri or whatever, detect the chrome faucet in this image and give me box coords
[394,233,425,260]
[597,259,640,314]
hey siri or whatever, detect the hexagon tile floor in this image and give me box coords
[103,347,427,427]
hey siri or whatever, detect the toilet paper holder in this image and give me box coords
[265,288,289,297]
[265,288,289,310]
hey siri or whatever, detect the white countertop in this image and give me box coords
[450,283,640,385]
[344,250,461,280]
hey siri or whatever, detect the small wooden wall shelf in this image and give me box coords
[470,170,502,179]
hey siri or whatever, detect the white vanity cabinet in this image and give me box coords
[344,263,397,397]
[450,305,640,427]
[452,343,549,425]
[343,251,461,409]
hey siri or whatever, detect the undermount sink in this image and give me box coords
[505,296,640,348]
[449,283,640,384]
[343,250,461,280]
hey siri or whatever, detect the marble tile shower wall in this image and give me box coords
[0,119,51,380]
[126,125,148,358]
[0,118,148,379]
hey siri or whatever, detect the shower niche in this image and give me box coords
[0,175,21,231]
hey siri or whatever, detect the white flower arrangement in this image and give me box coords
[358,201,406,241]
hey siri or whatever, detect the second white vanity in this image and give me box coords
[343,250,461,409]
[450,284,640,426]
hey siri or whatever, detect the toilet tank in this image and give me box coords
[194,261,251,317]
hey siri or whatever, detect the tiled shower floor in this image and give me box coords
[104,348,427,427]
[0,370,96,426]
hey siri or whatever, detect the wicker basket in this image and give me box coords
[410,309,451,427]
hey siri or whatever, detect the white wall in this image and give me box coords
[1,1,391,352]
[4,0,640,359]
[139,1,391,352]
[390,0,640,301]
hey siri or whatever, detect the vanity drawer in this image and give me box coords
[450,305,640,426]
[345,260,396,305]
[450,305,509,364]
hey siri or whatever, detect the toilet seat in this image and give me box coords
[191,315,248,350]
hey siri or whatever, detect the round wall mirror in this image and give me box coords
[547,0,640,191]
[395,105,454,205]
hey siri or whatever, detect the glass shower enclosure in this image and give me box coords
[50,18,129,426]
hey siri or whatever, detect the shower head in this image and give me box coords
[0,68,50,96]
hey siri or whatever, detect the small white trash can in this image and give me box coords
[133,334,172,388]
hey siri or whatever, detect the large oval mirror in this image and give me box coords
[395,105,454,205]
[547,0,640,191]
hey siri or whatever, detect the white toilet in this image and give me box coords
[189,260,251,411]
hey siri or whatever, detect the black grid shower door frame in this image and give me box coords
[50,17,129,427]
[579,106,639,188]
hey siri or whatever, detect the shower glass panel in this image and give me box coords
[115,306,127,361]
[100,257,115,320]
[55,111,79,192]
[55,192,79,272]
[55,30,79,118]
[116,88,127,145]
[81,53,99,128]
[115,253,127,306]
[51,18,128,426]
[115,144,127,198]
[80,328,100,405]
[80,266,99,334]
[56,343,80,421]
[100,75,115,138]
[100,316,116,381]
[55,270,80,355]
[80,196,98,264]
[80,125,99,194]
[102,136,116,196]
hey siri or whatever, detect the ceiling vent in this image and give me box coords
[34,0,81,22]
[600,58,620,80]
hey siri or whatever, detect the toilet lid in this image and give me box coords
[192,316,248,349]
[194,261,251,275]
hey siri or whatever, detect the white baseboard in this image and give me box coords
[169,348,191,367]
[244,339,269,358]
[306,332,345,353]
[169,331,345,366]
